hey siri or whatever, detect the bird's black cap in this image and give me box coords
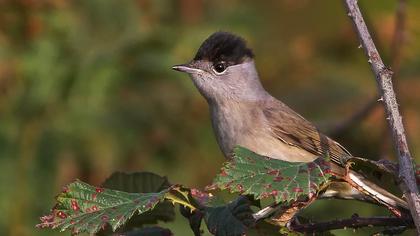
[193,32,254,65]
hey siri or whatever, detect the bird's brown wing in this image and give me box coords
[261,99,409,209]
[262,99,351,166]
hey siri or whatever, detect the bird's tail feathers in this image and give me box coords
[348,170,408,210]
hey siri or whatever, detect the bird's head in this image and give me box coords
[173,32,266,102]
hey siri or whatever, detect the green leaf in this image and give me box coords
[204,196,255,236]
[96,172,175,235]
[209,146,332,203]
[37,180,171,234]
[101,172,175,225]
[185,189,263,236]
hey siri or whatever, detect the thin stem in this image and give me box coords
[343,0,420,233]
[165,192,197,211]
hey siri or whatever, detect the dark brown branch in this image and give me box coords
[343,0,420,233]
[290,214,413,234]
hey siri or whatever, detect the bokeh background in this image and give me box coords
[1,0,419,235]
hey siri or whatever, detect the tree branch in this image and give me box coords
[290,214,413,234]
[343,0,420,233]
[379,0,408,159]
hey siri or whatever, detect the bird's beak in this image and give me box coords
[172,63,201,74]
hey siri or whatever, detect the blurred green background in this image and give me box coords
[0,0,419,235]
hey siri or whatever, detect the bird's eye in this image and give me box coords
[213,62,227,74]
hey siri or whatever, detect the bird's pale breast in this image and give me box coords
[210,99,317,162]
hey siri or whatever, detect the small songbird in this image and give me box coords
[172,32,407,212]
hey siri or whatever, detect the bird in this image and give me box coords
[172,31,407,216]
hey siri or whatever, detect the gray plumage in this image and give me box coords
[173,31,407,210]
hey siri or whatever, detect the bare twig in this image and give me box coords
[290,214,413,234]
[343,0,420,233]
[379,0,408,159]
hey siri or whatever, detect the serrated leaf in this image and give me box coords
[204,196,255,236]
[209,146,332,203]
[96,172,175,235]
[190,188,215,206]
[37,180,171,234]
[185,189,261,236]
[101,172,175,225]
